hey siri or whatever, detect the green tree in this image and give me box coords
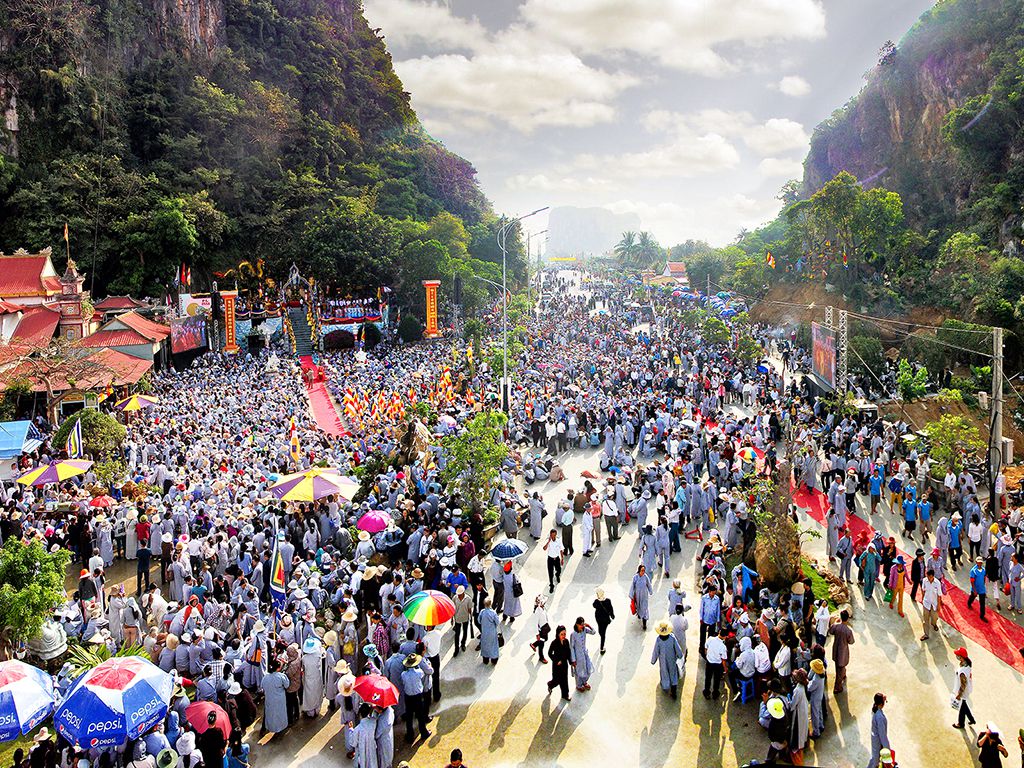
[53,409,126,458]
[440,410,509,512]
[397,314,423,343]
[849,335,885,382]
[0,538,72,660]
[300,198,401,291]
[614,231,639,266]
[702,316,731,346]
[896,358,928,402]
[923,414,984,474]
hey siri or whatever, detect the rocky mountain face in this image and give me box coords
[0,0,491,295]
[802,0,1024,246]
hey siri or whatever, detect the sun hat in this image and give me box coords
[810,659,825,675]
[654,620,672,637]
[767,697,785,720]
[403,653,422,668]
[227,681,241,695]
[342,609,358,623]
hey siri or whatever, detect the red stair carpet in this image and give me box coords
[299,355,346,437]
[793,484,1024,673]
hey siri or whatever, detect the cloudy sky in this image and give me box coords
[362,0,936,249]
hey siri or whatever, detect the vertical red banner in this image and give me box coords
[422,280,441,338]
[221,290,239,353]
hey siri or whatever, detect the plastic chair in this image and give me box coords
[736,676,755,704]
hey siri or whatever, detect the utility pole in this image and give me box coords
[991,325,1004,515]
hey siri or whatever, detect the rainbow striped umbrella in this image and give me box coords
[737,447,761,462]
[269,467,357,502]
[403,590,456,626]
[17,459,93,487]
[114,394,160,412]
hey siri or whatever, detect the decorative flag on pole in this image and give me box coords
[63,223,69,244]
[269,539,287,611]
[765,250,776,269]
[842,251,849,268]
[288,418,300,464]
[66,418,83,459]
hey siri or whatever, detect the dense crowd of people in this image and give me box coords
[0,269,1023,768]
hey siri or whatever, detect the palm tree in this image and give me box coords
[614,231,639,266]
[636,231,665,269]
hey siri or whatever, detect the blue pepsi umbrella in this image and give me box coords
[490,538,529,561]
[54,657,173,749]
[0,660,56,741]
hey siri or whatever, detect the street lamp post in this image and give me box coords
[496,207,548,411]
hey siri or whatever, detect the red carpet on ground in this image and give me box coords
[793,485,1024,674]
[298,355,346,437]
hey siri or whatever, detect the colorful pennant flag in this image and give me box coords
[66,417,83,459]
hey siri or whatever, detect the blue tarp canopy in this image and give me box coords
[0,420,38,459]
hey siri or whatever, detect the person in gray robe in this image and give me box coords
[629,565,653,630]
[352,706,378,768]
[241,622,268,690]
[808,659,826,737]
[790,669,810,753]
[569,619,596,690]
[640,527,658,576]
[260,662,290,736]
[374,705,394,768]
[478,599,501,663]
[501,569,522,621]
[300,638,325,716]
[529,494,545,539]
[650,621,683,698]
[867,693,890,768]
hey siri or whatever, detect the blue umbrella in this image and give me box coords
[490,538,529,561]
[0,661,56,741]
[54,657,173,749]
[716,291,731,299]
[720,309,737,318]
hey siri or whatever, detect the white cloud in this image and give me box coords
[520,0,827,75]
[395,51,636,132]
[758,157,805,178]
[778,75,811,97]
[505,174,614,192]
[363,0,487,51]
[741,118,810,155]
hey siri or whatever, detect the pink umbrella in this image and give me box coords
[357,510,392,533]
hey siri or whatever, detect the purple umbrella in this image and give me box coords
[357,510,392,533]
[268,467,356,501]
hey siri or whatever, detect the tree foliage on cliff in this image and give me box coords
[0,0,523,310]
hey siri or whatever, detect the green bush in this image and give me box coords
[896,359,928,402]
[398,314,423,343]
[53,410,126,458]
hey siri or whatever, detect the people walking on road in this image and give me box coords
[629,564,653,631]
[547,626,572,702]
[951,647,976,730]
[867,692,890,768]
[651,620,683,699]
[968,556,989,622]
[593,588,615,654]
[570,617,596,692]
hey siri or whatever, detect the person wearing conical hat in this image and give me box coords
[650,619,683,699]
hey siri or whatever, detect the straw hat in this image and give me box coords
[810,659,825,676]
[358,530,371,542]
[252,620,266,633]
[323,630,338,646]
[165,634,179,650]
[791,582,805,595]
[342,609,358,623]
[403,653,422,668]
[411,567,424,579]
[654,620,672,637]
[333,659,351,675]
[340,674,356,696]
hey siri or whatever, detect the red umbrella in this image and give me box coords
[184,701,231,738]
[352,674,398,707]
[89,496,115,508]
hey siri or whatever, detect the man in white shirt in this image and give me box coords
[703,626,728,699]
[920,569,943,641]
[543,529,564,594]
[421,625,443,702]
